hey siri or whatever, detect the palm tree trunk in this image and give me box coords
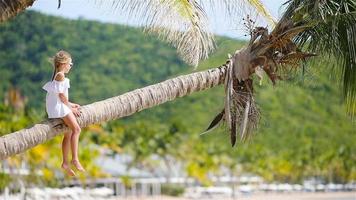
[0,0,36,23]
[0,65,228,160]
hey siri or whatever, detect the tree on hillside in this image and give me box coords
[0,0,355,159]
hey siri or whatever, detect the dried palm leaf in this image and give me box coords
[0,0,35,23]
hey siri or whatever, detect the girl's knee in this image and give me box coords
[63,131,72,138]
[72,126,81,134]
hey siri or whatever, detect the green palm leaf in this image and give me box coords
[282,0,356,114]
[100,0,214,67]
[246,0,276,24]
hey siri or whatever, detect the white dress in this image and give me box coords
[42,75,72,118]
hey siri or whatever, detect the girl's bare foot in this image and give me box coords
[71,160,85,172]
[61,163,76,176]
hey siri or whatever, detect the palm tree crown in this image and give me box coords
[281,0,356,114]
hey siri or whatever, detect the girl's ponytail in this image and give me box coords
[48,57,56,81]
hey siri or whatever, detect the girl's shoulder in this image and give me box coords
[52,78,70,90]
[43,78,70,92]
[54,72,66,82]
[53,77,69,82]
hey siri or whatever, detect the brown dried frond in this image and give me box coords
[271,19,295,36]
[230,93,260,141]
[0,0,35,23]
[230,79,260,142]
[280,52,317,62]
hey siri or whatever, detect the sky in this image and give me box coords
[30,0,287,39]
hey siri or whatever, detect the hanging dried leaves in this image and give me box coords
[204,16,316,147]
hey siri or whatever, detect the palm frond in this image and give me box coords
[245,0,276,24]
[98,0,273,67]
[282,0,356,115]
[100,0,214,67]
[0,0,36,23]
[201,109,224,135]
[203,0,275,25]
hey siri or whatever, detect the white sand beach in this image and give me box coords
[114,192,356,200]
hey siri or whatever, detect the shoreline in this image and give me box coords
[112,192,356,200]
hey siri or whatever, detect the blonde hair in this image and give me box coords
[50,50,72,81]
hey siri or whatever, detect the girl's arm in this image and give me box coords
[58,93,71,107]
[59,93,80,117]
[58,96,79,108]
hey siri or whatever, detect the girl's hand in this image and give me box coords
[71,107,81,117]
[71,103,81,108]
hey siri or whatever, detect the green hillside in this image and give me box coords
[0,11,191,109]
[0,11,354,184]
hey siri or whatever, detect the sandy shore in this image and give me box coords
[115,192,356,200]
[1,191,355,200]
[229,192,356,200]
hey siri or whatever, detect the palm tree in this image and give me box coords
[0,0,355,159]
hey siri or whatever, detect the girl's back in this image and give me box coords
[43,72,71,118]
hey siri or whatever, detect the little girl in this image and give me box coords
[42,50,85,176]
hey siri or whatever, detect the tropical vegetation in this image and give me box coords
[0,11,354,189]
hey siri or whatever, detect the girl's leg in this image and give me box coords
[62,112,85,171]
[61,131,75,176]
